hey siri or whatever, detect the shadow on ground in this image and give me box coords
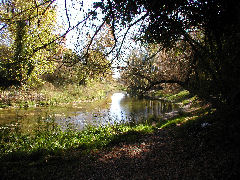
[1,111,240,180]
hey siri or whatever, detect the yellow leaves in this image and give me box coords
[86,49,112,79]
[0,0,59,86]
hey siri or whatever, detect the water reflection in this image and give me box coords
[109,93,125,121]
[0,92,178,131]
[60,92,178,130]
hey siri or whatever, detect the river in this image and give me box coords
[0,92,178,132]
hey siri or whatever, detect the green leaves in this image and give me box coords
[0,0,58,87]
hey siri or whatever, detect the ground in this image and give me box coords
[1,119,239,179]
[1,90,240,179]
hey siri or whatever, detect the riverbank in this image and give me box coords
[1,90,239,179]
[0,80,120,109]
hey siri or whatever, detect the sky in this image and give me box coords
[55,0,125,78]
[56,0,97,49]
[56,0,111,52]
[55,0,145,78]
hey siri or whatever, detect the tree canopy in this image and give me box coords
[0,0,59,87]
[92,0,240,107]
[0,0,239,108]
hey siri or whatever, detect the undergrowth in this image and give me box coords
[1,88,239,179]
[0,88,214,165]
[0,118,154,162]
[0,80,119,108]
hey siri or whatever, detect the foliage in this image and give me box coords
[0,0,59,87]
[0,80,118,108]
[121,42,192,96]
[93,0,240,108]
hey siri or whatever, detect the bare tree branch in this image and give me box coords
[0,24,7,31]
[112,13,149,62]
[105,0,118,56]
[83,18,108,61]
[64,0,71,28]
[32,6,100,59]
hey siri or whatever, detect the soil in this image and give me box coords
[1,123,239,180]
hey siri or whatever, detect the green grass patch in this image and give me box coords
[0,119,154,162]
[162,90,190,102]
[158,115,198,129]
[0,80,120,109]
[152,90,191,102]
[152,90,200,108]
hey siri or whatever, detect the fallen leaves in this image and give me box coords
[98,142,151,162]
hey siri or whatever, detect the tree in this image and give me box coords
[0,0,58,87]
[92,0,240,107]
[42,25,113,86]
[122,42,192,95]
[44,48,112,86]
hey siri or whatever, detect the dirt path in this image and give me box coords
[1,126,238,180]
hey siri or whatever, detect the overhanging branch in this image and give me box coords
[131,67,185,92]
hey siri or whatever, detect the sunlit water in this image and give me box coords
[0,92,178,131]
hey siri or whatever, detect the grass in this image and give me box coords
[0,89,205,162]
[1,89,239,179]
[154,90,191,102]
[0,80,119,109]
[0,117,155,162]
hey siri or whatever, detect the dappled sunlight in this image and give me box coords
[0,0,239,178]
[98,143,151,162]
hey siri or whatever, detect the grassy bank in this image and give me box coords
[149,89,198,105]
[0,80,119,109]
[1,90,239,179]
[0,119,155,162]
[0,90,207,161]
[0,90,204,160]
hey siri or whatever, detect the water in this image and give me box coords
[0,92,178,131]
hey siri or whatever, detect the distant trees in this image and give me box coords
[43,48,112,86]
[42,24,114,86]
[0,0,113,88]
[122,42,192,95]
